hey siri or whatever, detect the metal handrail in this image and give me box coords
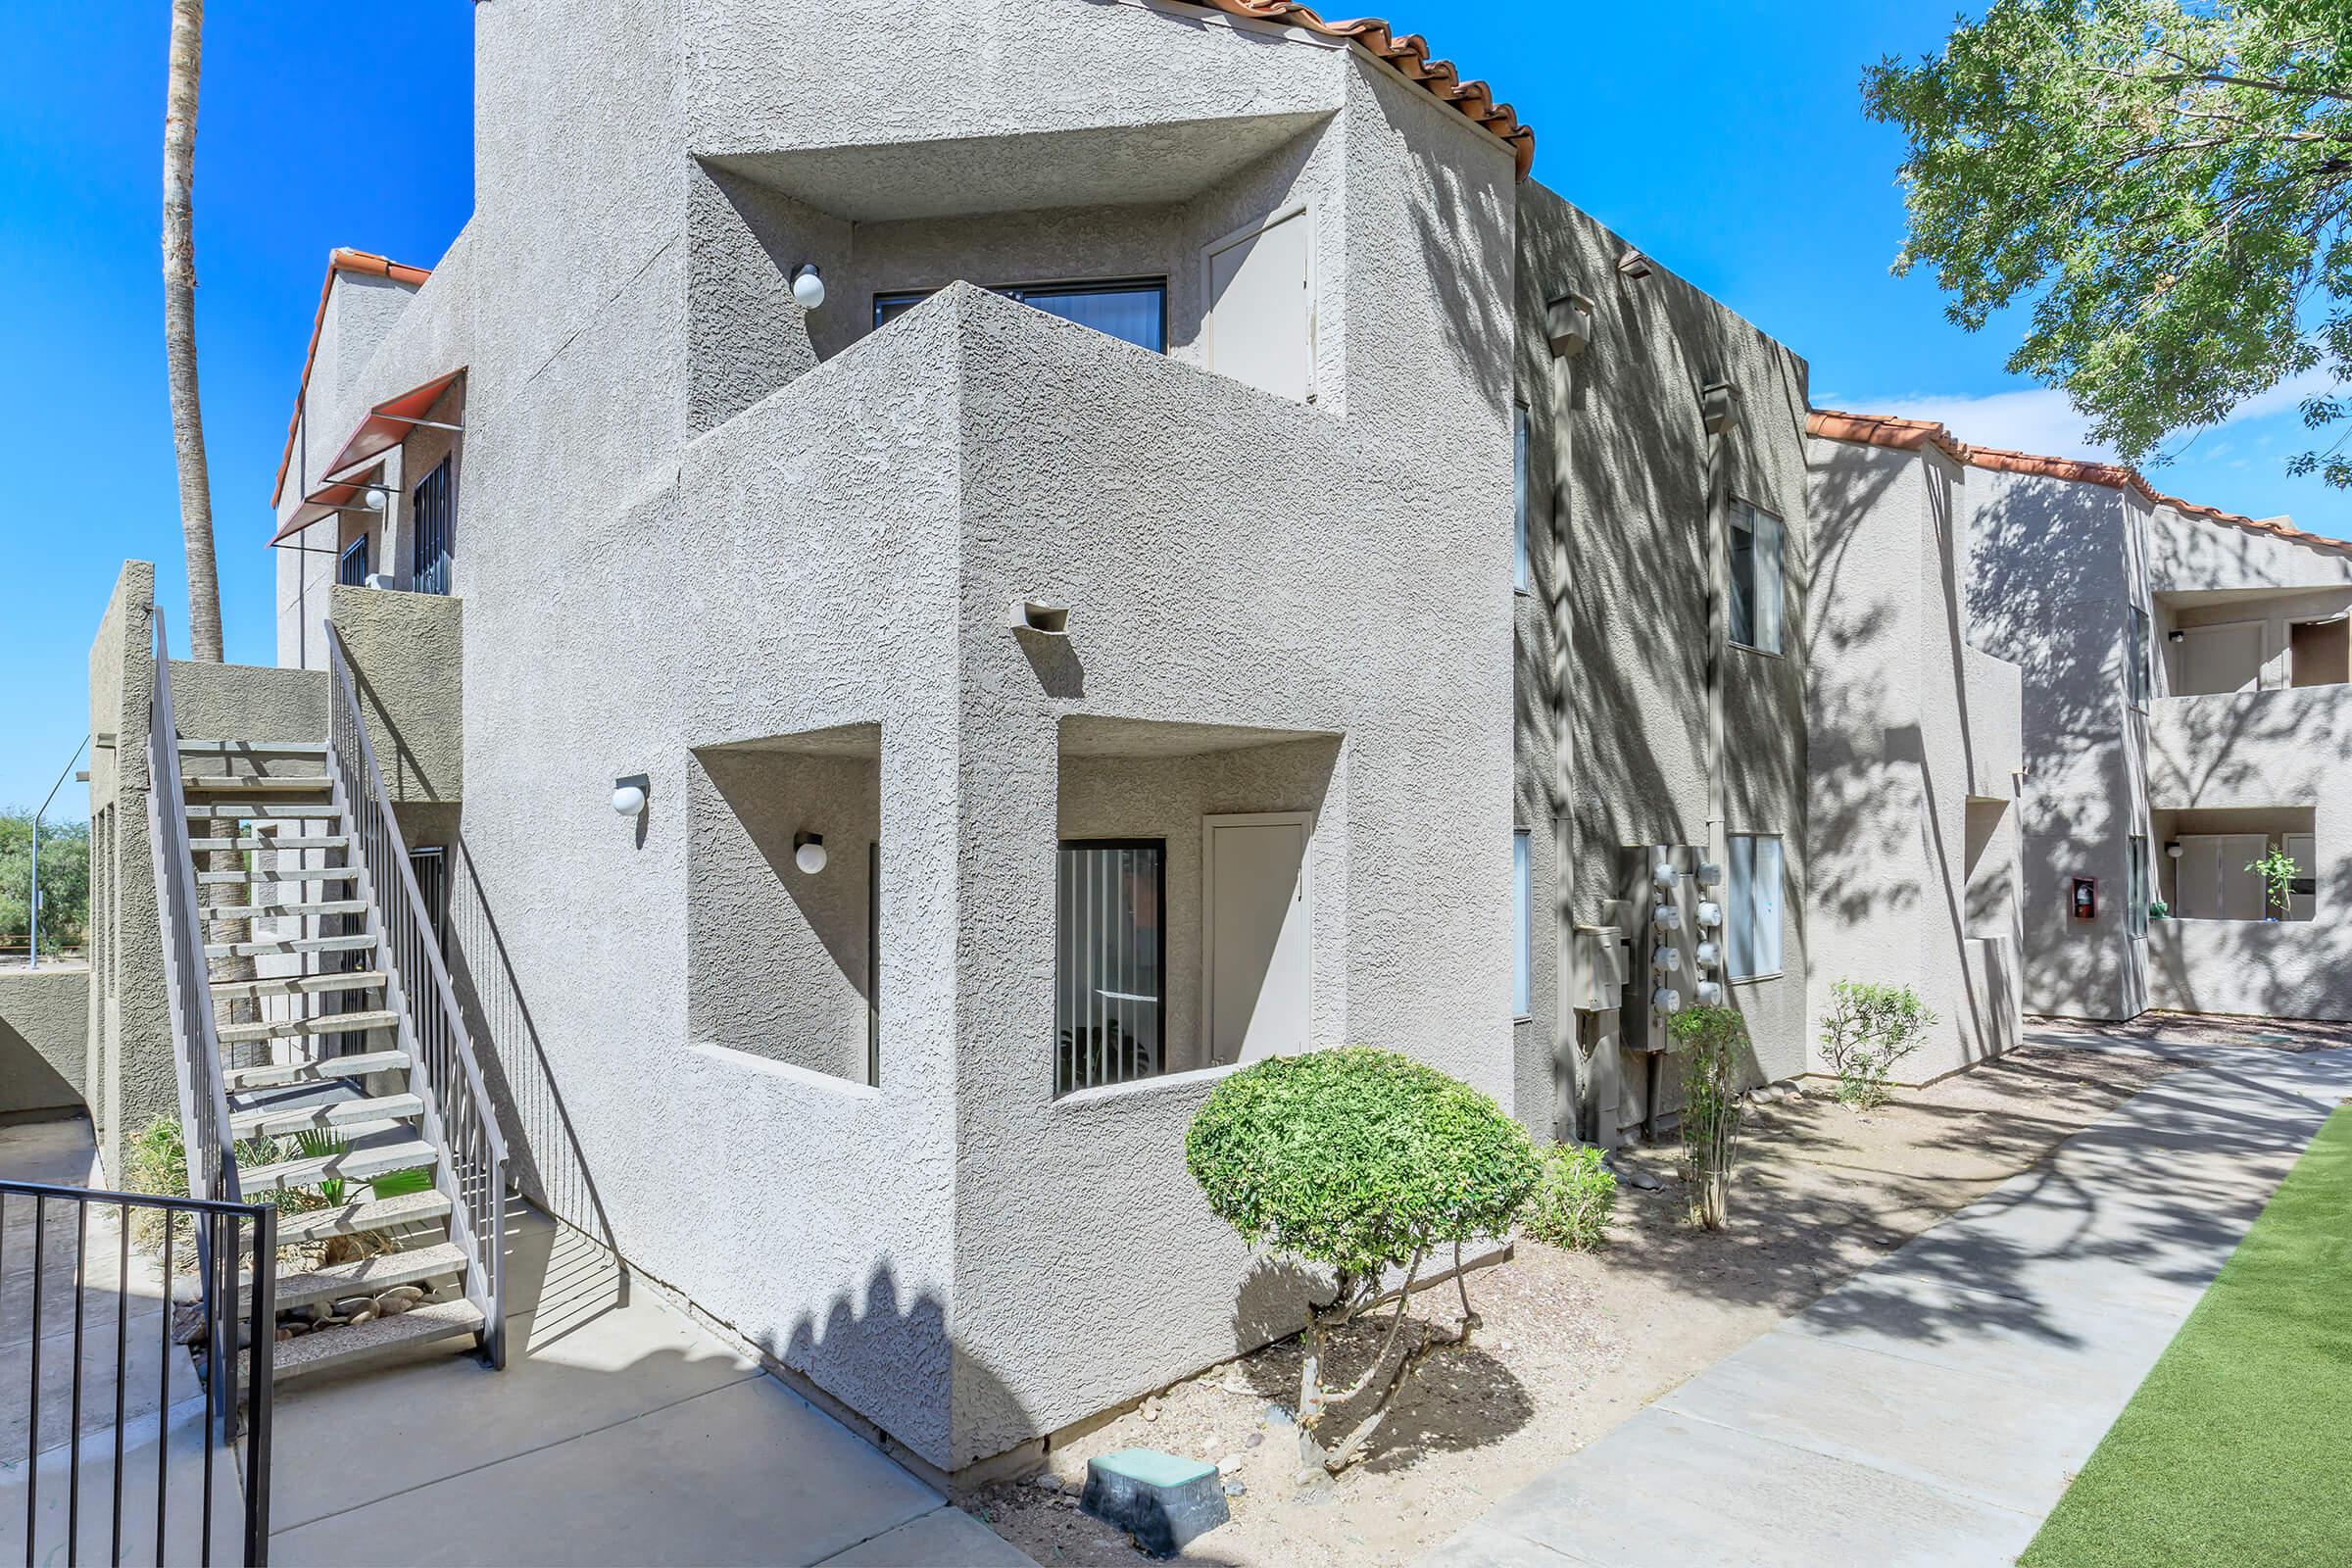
[323,623,508,1367]
[146,609,243,1210]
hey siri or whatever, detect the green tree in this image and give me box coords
[0,810,91,957]
[1868,1,2352,481]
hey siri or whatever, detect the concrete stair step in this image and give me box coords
[241,1137,438,1194]
[219,1009,400,1046]
[250,1298,483,1384]
[182,776,330,795]
[199,897,367,919]
[268,1189,452,1248]
[197,866,358,886]
[184,803,339,820]
[222,1049,409,1093]
[190,833,352,853]
[209,969,385,1002]
[206,933,373,960]
[251,1241,468,1311]
[228,1091,423,1139]
[177,740,327,757]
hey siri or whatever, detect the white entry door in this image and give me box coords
[1203,812,1312,1065]
[2286,832,2317,921]
[1205,208,1313,403]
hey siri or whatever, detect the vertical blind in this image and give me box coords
[1055,841,1165,1095]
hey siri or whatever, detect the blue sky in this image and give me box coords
[1,0,2345,812]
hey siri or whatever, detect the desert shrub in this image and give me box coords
[1524,1143,1617,1251]
[2247,847,2299,916]
[1820,980,1937,1111]
[1667,1005,1749,1230]
[1187,1047,1539,1480]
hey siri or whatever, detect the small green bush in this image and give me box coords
[1820,979,1937,1110]
[1187,1048,1539,1480]
[1524,1143,1617,1251]
[1668,1004,1750,1230]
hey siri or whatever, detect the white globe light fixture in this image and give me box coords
[611,782,646,816]
[791,264,827,310]
[794,831,828,875]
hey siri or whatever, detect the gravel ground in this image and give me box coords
[971,1033,2270,1567]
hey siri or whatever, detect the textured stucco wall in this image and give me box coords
[328,585,463,805]
[1967,469,2149,1019]
[1805,436,2025,1081]
[0,967,89,1117]
[167,661,326,746]
[687,741,879,1083]
[2145,686,2352,1019]
[1514,181,1814,1133]
[85,564,170,1176]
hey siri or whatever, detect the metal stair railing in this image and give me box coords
[143,606,264,1448]
[323,623,508,1367]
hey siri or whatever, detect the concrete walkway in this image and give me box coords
[1426,1044,2352,1567]
[0,1117,1033,1568]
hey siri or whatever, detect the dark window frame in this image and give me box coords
[873,277,1170,354]
[337,533,370,588]
[411,456,454,597]
[1054,836,1170,1098]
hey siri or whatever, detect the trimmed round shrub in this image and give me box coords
[1525,1142,1618,1251]
[1186,1047,1540,1281]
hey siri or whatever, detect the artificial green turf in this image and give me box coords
[2021,1103,2352,1568]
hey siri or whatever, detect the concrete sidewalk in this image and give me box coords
[1426,1046,2352,1567]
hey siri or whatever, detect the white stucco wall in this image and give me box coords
[1805,436,2024,1080]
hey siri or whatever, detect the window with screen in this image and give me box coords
[1729,500,1786,654]
[1727,834,1785,980]
[1514,407,1532,594]
[873,279,1166,354]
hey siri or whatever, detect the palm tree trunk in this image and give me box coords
[164,0,253,1032]
[163,0,222,663]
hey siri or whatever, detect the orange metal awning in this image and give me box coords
[323,369,463,478]
[269,466,380,546]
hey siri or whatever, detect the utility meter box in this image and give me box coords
[1568,924,1628,1012]
[1617,844,1723,1053]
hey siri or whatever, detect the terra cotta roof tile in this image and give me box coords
[1181,0,1534,177]
[270,248,432,508]
[1808,408,2352,558]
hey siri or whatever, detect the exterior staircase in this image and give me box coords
[147,617,507,1394]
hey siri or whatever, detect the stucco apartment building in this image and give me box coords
[215,0,1836,1477]
[1811,411,2352,1029]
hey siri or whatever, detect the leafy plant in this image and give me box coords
[1867,0,2352,488]
[1820,980,1939,1111]
[2150,899,2171,920]
[294,1128,350,1205]
[1667,1005,1751,1230]
[368,1167,434,1200]
[2247,846,2300,916]
[1523,1143,1617,1251]
[1187,1048,1539,1481]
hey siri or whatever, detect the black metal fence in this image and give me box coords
[1,1178,274,1566]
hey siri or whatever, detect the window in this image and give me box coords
[1513,407,1532,594]
[1055,840,1166,1095]
[1728,500,1785,654]
[874,279,1167,354]
[1513,829,1533,1017]
[337,533,370,588]
[2128,835,2151,937]
[2129,606,2152,709]
[1726,834,1785,980]
[411,457,453,596]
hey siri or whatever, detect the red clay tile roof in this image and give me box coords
[1808,408,2352,558]
[270,249,432,509]
[1181,1,1534,177]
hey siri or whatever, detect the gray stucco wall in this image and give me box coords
[1967,469,2150,1019]
[2145,685,2352,1019]
[1806,436,2025,1081]
[328,585,463,807]
[1514,181,1814,1135]
[85,563,170,1176]
[0,967,89,1118]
